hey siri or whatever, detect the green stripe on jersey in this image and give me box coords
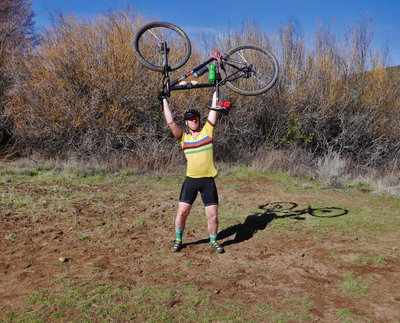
[184,146,213,155]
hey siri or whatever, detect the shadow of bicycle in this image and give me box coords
[184,202,348,248]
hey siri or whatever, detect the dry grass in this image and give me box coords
[316,152,349,188]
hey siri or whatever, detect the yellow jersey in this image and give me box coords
[178,120,218,178]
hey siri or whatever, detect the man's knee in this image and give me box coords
[177,203,191,218]
[178,209,190,218]
[205,205,218,220]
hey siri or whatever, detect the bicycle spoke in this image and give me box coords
[134,22,191,72]
[238,51,248,64]
[148,29,162,43]
[224,44,278,95]
[249,69,268,86]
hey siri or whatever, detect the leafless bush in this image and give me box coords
[5,10,165,159]
[316,151,349,188]
[2,8,399,177]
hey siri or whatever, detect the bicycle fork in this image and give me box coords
[161,41,171,94]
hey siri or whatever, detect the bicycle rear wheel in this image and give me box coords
[223,44,279,95]
[134,21,192,72]
[310,207,348,218]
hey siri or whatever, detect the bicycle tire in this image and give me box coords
[134,21,192,72]
[223,44,279,95]
[309,207,348,218]
[259,202,297,212]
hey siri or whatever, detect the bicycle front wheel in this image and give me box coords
[134,21,192,72]
[224,44,279,95]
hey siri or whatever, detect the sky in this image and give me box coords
[31,0,400,66]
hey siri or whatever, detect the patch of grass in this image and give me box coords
[342,272,370,295]
[4,232,18,242]
[4,280,320,322]
[256,301,271,314]
[256,297,316,323]
[354,253,392,264]
[336,308,355,322]
[220,166,259,180]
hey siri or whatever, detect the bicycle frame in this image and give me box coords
[162,50,250,100]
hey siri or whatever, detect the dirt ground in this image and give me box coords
[1,173,400,321]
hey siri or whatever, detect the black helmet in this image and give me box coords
[183,109,200,121]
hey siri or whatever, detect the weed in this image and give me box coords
[354,253,392,264]
[342,272,370,295]
[271,310,289,322]
[5,312,17,320]
[214,272,227,280]
[4,232,18,242]
[337,308,354,321]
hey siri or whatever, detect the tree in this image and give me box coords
[0,0,37,153]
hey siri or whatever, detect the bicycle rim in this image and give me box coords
[224,44,279,95]
[134,21,192,72]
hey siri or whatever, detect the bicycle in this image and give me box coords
[133,21,279,101]
[259,202,348,218]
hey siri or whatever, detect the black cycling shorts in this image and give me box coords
[179,176,218,206]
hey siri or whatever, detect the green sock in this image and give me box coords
[210,234,217,243]
[175,227,185,241]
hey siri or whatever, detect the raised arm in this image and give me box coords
[207,91,218,125]
[162,98,183,139]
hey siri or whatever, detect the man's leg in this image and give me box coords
[205,204,218,236]
[205,205,224,253]
[171,202,192,252]
[176,202,192,233]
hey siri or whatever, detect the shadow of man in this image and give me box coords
[218,211,276,247]
[183,202,348,248]
[183,203,300,248]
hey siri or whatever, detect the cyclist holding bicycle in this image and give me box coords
[160,91,228,254]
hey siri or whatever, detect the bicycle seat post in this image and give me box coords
[215,62,222,101]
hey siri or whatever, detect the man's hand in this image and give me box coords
[158,91,170,102]
[209,91,231,115]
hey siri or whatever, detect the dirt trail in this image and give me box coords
[1,176,399,321]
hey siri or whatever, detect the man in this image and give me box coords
[160,91,227,254]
